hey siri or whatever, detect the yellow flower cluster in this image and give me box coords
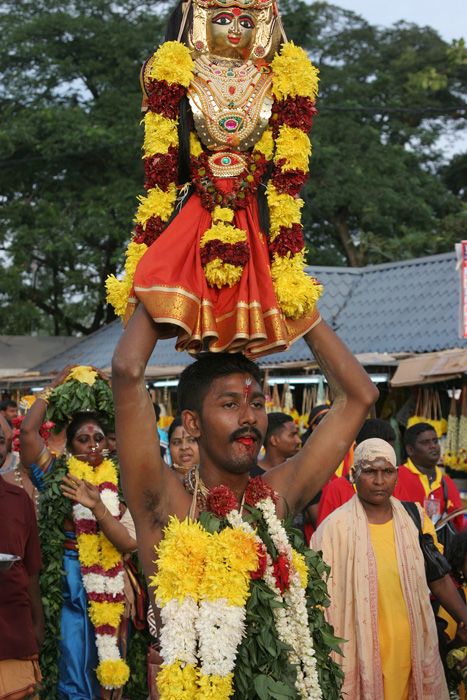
[198,673,234,698]
[143,112,178,156]
[157,662,199,700]
[135,182,178,228]
[152,516,258,608]
[149,41,195,87]
[96,659,130,689]
[152,518,210,606]
[270,252,323,320]
[254,126,274,161]
[105,241,147,318]
[291,549,308,588]
[271,42,320,101]
[199,528,259,606]
[66,366,98,386]
[212,206,234,224]
[266,185,303,241]
[275,125,311,173]
[67,456,118,486]
[89,600,125,628]
[190,131,203,157]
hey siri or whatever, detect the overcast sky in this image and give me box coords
[330,0,466,44]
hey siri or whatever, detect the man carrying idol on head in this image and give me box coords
[108,0,379,697]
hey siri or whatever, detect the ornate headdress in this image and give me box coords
[178,0,286,62]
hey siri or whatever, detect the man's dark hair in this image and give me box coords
[66,411,107,448]
[264,413,293,447]
[403,422,437,449]
[177,353,262,414]
[447,531,467,585]
[153,403,161,422]
[0,399,17,412]
[356,419,396,445]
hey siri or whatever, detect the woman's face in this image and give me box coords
[69,420,106,466]
[169,426,199,468]
[207,8,256,59]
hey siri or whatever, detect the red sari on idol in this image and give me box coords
[126,177,320,359]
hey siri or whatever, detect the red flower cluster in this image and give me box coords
[206,485,239,518]
[272,553,290,593]
[244,476,278,506]
[95,623,117,636]
[268,224,305,257]
[251,542,268,580]
[74,518,98,536]
[281,95,317,132]
[87,591,125,604]
[200,240,250,267]
[133,216,166,246]
[147,79,185,120]
[11,416,54,452]
[144,149,178,192]
[272,164,309,197]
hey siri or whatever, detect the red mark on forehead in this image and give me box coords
[243,378,252,401]
[232,7,242,15]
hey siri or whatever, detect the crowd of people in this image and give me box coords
[2,313,467,700]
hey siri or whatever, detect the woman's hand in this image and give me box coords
[49,364,78,389]
[61,473,101,511]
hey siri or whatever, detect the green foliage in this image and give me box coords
[280,0,467,267]
[0,0,167,334]
[37,455,71,700]
[45,375,114,433]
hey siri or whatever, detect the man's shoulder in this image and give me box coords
[1,477,30,501]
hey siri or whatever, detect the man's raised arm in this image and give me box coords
[266,319,379,513]
[111,305,172,523]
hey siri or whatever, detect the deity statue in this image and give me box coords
[106,0,321,358]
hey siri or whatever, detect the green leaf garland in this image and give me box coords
[45,377,115,434]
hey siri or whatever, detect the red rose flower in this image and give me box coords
[144,149,178,192]
[206,485,239,518]
[244,476,279,506]
[271,164,308,197]
[272,553,290,593]
[200,240,250,267]
[251,542,267,580]
[147,79,185,120]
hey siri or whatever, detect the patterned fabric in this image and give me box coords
[312,495,448,700]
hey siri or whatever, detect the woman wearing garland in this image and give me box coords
[106,0,321,358]
[20,366,135,700]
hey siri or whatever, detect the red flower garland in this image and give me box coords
[207,485,239,518]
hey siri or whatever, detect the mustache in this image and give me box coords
[230,426,263,443]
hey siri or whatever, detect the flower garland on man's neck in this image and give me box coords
[106,40,322,321]
[68,455,130,690]
[150,477,343,699]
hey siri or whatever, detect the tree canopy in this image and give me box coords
[1,0,466,334]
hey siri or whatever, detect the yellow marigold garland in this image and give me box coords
[106,42,194,319]
[271,42,320,101]
[270,251,323,320]
[266,43,322,318]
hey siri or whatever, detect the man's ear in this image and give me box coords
[182,409,201,439]
[406,443,413,458]
[270,434,278,448]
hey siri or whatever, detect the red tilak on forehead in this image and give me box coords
[243,378,252,401]
[232,7,242,15]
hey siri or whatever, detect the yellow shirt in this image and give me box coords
[369,514,442,700]
[369,520,411,700]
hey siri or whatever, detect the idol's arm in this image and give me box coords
[267,319,379,514]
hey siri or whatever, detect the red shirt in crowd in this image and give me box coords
[0,476,42,660]
[397,459,464,532]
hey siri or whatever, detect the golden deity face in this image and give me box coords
[206,8,256,59]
